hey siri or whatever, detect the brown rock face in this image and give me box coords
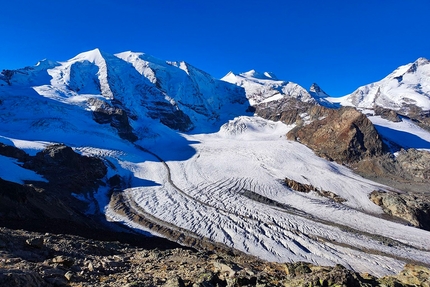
[287,107,384,164]
[254,98,313,125]
[284,178,346,203]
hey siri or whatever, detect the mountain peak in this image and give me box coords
[309,83,329,98]
[70,48,106,64]
[415,57,429,66]
[241,70,277,80]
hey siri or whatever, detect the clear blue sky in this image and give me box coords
[1,0,429,96]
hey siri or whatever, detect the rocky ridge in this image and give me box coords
[1,227,430,287]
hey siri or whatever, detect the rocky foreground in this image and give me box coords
[1,227,430,287]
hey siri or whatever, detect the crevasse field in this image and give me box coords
[103,116,430,277]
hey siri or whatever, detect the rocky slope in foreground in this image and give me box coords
[1,227,430,287]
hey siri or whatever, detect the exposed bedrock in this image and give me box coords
[353,149,430,184]
[87,97,138,142]
[286,107,384,164]
[284,178,346,203]
[370,190,430,231]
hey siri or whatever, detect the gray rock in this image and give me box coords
[370,190,430,231]
[26,237,44,249]
[52,255,74,268]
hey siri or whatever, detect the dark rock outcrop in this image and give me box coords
[284,178,346,203]
[375,104,430,131]
[287,107,384,164]
[374,106,402,122]
[23,143,107,194]
[88,97,138,142]
[0,142,29,162]
[399,104,430,131]
[0,143,108,237]
[146,101,194,132]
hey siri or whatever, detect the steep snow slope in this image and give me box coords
[369,115,430,150]
[329,58,430,111]
[116,51,248,132]
[221,70,314,106]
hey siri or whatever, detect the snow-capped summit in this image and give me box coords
[308,83,340,108]
[221,69,314,106]
[241,69,278,80]
[1,49,248,135]
[331,57,430,112]
[309,83,329,98]
[68,48,106,65]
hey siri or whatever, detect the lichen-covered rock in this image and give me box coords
[370,190,430,231]
[396,149,430,180]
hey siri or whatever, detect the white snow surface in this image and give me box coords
[1,49,430,277]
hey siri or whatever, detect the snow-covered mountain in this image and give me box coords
[1,49,430,277]
[221,69,315,105]
[329,57,430,112]
[0,48,248,136]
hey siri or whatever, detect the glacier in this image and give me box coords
[1,49,430,277]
